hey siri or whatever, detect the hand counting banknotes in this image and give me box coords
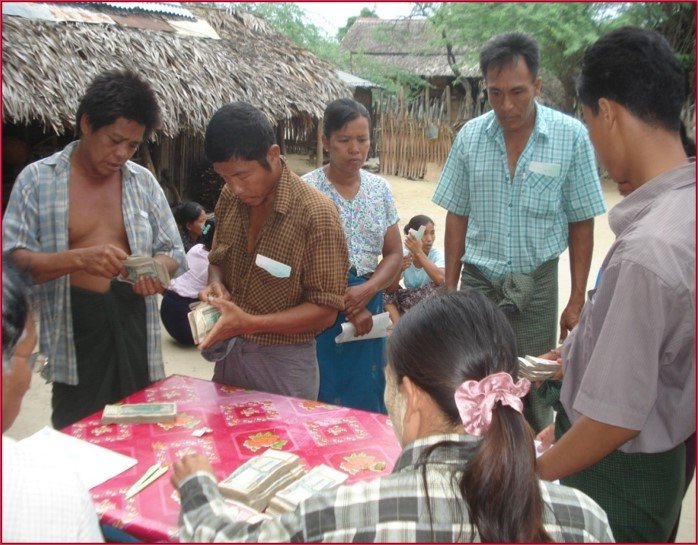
[188,302,221,345]
[101,402,177,424]
[118,256,170,288]
[517,355,561,381]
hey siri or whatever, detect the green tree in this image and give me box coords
[337,7,378,42]
[430,2,608,112]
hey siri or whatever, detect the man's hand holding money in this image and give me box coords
[199,281,232,303]
[199,298,253,349]
[78,244,129,279]
[132,274,165,297]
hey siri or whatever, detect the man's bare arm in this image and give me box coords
[11,246,127,284]
[444,212,468,291]
[560,218,594,342]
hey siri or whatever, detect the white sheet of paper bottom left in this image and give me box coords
[18,426,137,490]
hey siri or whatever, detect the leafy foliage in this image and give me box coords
[337,7,378,42]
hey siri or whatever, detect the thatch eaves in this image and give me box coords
[2,3,350,138]
[340,17,479,79]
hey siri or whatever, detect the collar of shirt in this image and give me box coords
[272,158,293,216]
[609,161,696,236]
[483,101,551,144]
[392,433,480,473]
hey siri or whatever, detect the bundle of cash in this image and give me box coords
[218,449,305,512]
[101,402,177,424]
[222,498,271,524]
[188,302,221,345]
[118,256,170,288]
[266,464,348,516]
[517,355,562,381]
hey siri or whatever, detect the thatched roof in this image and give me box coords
[2,3,350,138]
[340,18,479,79]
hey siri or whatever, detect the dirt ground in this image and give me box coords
[6,154,695,541]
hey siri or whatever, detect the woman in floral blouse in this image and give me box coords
[302,99,402,413]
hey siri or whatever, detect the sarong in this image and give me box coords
[383,281,442,315]
[315,270,387,413]
[51,282,150,429]
[543,381,686,542]
[461,259,558,432]
[160,289,198,345]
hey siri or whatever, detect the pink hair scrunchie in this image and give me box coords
[454,372,531,437]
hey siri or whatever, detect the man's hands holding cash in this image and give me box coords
[171,453,217,489]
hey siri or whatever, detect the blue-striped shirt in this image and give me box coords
[3,141,186,385]
[433,103,605,281]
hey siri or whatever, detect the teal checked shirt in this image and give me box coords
[433,103,606,281]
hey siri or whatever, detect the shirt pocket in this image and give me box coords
[520,172,563,219]
[245,263,293,314]
[131,209,153,252]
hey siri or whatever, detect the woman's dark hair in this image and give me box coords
[323,98,370,138]
[480,31,540,80]
[201,219,216,252]
[2,253,34,370]
[204,102,276,168]
[173,202,205,230]
[75,69,161,138]
[388,290,550,542]
[404,214,434,236]
[577,26,684,132]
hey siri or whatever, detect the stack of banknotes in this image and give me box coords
[218,449,305,512]
[266,464,348,515]
[101,402,177,424]
[118,256,170,288]
[517,355,562,381]
[188,302,221,345]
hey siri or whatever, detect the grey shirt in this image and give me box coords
[560,162,695,454]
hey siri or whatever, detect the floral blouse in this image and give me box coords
[303,168,399,276]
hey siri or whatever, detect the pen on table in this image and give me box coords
[125,462,169,499]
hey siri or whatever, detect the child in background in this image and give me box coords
[384,215,445,325]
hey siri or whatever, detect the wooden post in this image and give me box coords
[316,118,323,168]
[140,143,157,177]
[446,84,452,124]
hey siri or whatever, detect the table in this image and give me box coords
[64,375,401,542]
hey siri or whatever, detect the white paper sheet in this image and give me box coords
[18,426,137,490]
[335,312,392,343]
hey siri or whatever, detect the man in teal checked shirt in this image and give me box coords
[433,32,605,432]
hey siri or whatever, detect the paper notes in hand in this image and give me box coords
[335,311,392,343]
[118,256,170,288]
[188,302,221,345]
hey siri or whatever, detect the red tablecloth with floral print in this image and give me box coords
[64,374,401,542]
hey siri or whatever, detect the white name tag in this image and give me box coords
[255,254,291,279]
[529,161,561,177]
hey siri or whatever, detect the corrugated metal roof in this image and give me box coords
[336,70,382,89]
[89,2,196,20]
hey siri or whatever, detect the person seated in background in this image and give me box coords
[174,201,207,253]
[384,214,445,325]
[2,254,104,542]
[160,219,215,345]
[171,291,613,543]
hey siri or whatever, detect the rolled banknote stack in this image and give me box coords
[517,355,562,381]
[118,256,170,288]
[188,302,221,345]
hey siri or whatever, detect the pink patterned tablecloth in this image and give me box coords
[64,374,401,542]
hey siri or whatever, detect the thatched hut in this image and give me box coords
[2,2,350,209]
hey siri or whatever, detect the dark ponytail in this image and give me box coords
[388,290,551,542]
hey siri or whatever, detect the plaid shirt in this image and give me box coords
[208,162,349,346]
[178,433,614,542]
[433,103,605,281]
[2,141,186,385]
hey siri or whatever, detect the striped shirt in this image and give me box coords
[302,167,399,277]
[2,141,186,385]
[433,103,605,281]
[178,433,614,542]
[208,162,349,346]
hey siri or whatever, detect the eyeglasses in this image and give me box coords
[14,353,49,374]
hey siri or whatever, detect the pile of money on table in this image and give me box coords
[266,463,348,515]
[101,402,177,424]
[188,302,221,345]
[118,256,170,288]
[517,355,562,381]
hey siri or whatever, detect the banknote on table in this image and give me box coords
[101,402,177,424]
[517,355,562,381]
[218,449,304,511]
[266,464,348,515]
[188,302,222,345]
[118,256,170,288]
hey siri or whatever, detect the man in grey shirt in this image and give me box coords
[536,27,695,542]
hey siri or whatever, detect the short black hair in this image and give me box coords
[75,69,161,138]
[479,31,540,80]
[323,98,370,138]
[404,214,434,235]
[173,201,205,229]
[577,26,685,132]
[204,102,276,168]
[2,253,33,370]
